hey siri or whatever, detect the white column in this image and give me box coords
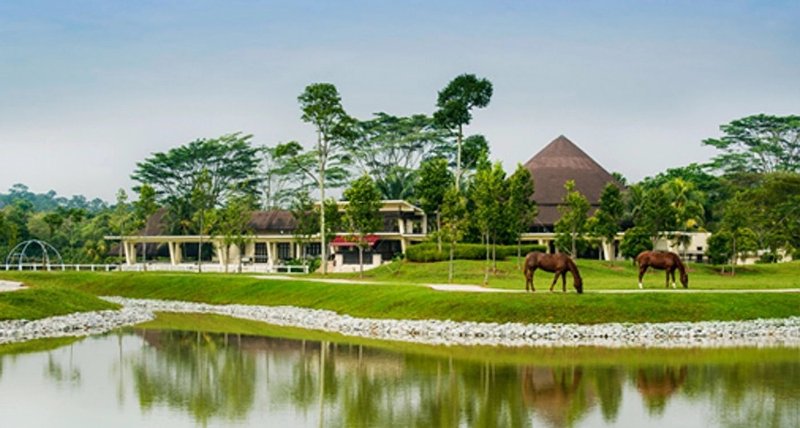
[168,242,178,265]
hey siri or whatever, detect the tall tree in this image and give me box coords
[505,164,537,267]
[131,133,260,232]
[433,74,493,190]
[439,186,467,283]
[343,175,383,278]
[294,83,355,274]
[662,178,705,259]
[703,114,800,175]
[415,157,454,252]
[470,162,507,283]
[554,180,590,257]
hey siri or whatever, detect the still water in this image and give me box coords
[0,324,798,428]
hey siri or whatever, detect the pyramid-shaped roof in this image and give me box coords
[524,135,619,225]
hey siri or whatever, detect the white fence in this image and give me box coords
[0,263,309,274]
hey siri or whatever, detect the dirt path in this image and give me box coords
[254,275,800,294]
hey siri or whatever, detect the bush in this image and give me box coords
[406,243,547,262]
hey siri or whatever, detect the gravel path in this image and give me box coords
[0,280,25,293]
[1,296,799,349]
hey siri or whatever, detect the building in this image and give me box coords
[520,135,623,257]
[108,200,427,273]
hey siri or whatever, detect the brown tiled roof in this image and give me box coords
[524,135,620,226]
[247,210,297,233]
[139,208,297,235]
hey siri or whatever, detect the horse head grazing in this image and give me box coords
[567,258,583,294]
[677,259,689,288]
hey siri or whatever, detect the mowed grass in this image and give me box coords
[327,258,800,291]
[0,271,798,325]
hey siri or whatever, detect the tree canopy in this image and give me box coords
[703,114,800,175]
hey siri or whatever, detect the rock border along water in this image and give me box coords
[1,296,799,348]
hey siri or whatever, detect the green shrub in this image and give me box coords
[406,243,547,262]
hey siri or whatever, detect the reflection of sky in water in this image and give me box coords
[0,330,797,428]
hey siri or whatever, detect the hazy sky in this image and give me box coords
[1,1,798,201]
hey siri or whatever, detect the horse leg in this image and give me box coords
[526,267,536,292]
[549,272,559,292]
[670,268,677,289]
[562,271,567,293]
[638,265,648,289]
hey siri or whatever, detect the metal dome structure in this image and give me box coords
[4,239,64,269]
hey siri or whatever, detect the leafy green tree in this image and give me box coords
[506,164,537,266]
[638,163,726,228]
[217,192,256,273]
[439,187,467,283]
[703,114,800,174]
[706,231,733,266]
[620,226,653,261]
[634,186,679,244]
[287,83,355,275]
[470,162,507,283]
[131,133,259,233]
[590,183,624,260]
[415,157,454,252]
[343,176,383,278]
[110,189,134,262]
[290,191,317,267]
[554,180,590,257]
[433,74,493,190]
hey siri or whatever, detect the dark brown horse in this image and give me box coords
[523,252,583,294]
[636,250,688,289]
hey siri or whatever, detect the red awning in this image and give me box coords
[330,235,380,247]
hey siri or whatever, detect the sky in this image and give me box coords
[1,0,798,201]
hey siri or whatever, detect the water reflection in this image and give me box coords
[0,328,797,428]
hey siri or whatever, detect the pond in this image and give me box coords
[0,316,798,427]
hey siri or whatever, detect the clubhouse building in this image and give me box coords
[109,136,709,272]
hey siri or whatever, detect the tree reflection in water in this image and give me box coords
[121,329,799,428]
[130,330,256,425]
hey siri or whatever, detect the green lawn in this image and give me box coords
[324,258,800,291]
[0,270,798,325]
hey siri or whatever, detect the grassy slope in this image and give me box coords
[1,271,798,325]
[0,286,119,321]
[327,258,800,291]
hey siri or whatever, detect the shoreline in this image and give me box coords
[2,296,799,349]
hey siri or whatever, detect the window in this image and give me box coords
[305,242,321,257]
[254,243,268,263]
[278,243,292,260]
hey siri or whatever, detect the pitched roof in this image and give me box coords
[524,135,620,225]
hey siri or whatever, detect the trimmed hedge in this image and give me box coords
[406,243,548,262]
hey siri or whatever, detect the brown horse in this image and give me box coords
[523,252,583,294]
[636,250,688,289]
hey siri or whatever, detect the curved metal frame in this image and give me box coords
[4,239,64,269]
